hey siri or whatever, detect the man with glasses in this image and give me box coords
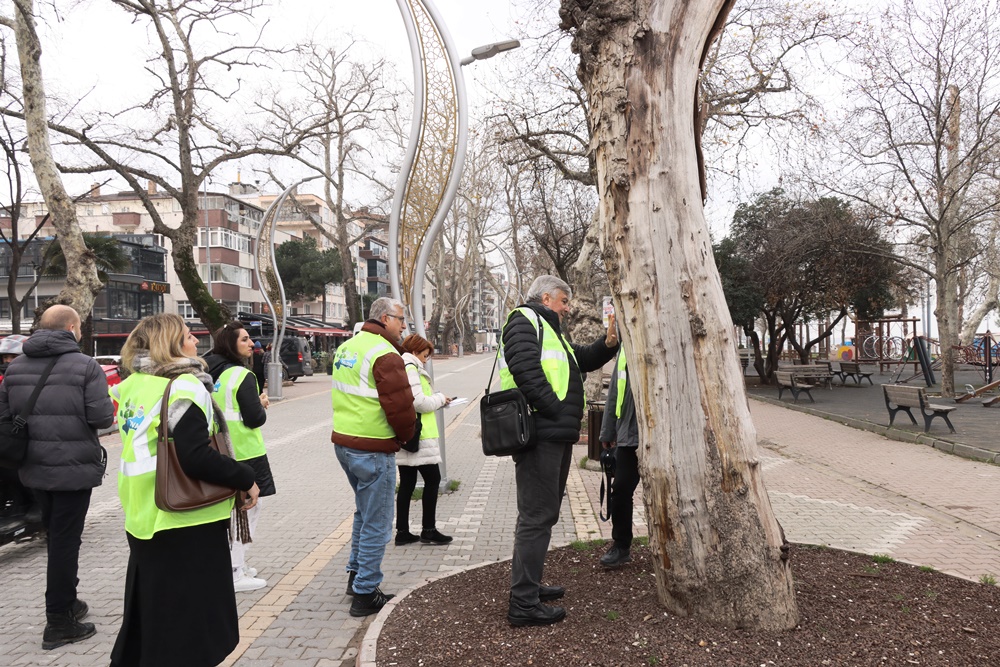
[330,297,416,617]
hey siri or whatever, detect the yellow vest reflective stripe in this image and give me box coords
[499,307,580,407]
[215,366,266,461]
[331,331,397,439]
[406,363,439,440]
[115,373,233,539]
[615,348,628,419]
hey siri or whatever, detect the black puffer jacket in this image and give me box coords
[204,353,276,496]
[501,302,618,444]
[0,329,115,490]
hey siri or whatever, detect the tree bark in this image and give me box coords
[562,0,798,629]
[12,0,102,321]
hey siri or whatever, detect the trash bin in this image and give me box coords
[586,400,606,462]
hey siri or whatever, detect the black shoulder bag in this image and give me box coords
[0,357,60,469]
[480,316,542,457]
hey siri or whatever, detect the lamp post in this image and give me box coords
[388,0,520,481]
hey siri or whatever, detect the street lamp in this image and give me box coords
[460,39,521,66]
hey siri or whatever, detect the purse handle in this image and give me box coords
[156,377,177,444]
[485,309,544,396]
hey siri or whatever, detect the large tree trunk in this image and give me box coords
[13,0,102,321]
[562,0,798,629]
[935,261,959,397]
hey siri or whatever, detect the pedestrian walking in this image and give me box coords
[0,305,115,650]
[396,334,452,546]
[599,347,638,569]
[331,297,416,617]
[204,321,275,592]
[500,275,618,627]
[109,314,259,667]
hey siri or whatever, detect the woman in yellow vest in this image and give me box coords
[204,321,275,593]
[395,334,452,545]
[109,314,259,667]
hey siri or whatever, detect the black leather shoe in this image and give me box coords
[539,585,565,602]
[349,586,395,617]
[600,544,632,569]
[420,529,453,545]
[508,601,566,627]
[346,571,356,596]
[395,531,419,546]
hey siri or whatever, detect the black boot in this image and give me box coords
[71,599,89,621]
[349,586,395,617]
[508,600,566,627]
[600,543,632,569]
[42,610,96,650]
[395,531,419,546]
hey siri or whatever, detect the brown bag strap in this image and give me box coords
[157,377,177,445]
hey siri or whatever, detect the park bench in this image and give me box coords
[837,361,875,385]
[779,364,834,390]
[776,370,816,403]
[882,384,957,433]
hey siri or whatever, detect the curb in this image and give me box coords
[748,395,1000,464]
[356,559,506,667]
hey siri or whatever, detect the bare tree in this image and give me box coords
[0,0,103,322]
[270,41,399,328]
[809,0,1000,396]
[560,0,798,630]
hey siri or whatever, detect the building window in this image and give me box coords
[198,227,252,253]
[177,301,197,319]
[199,263,252,288]
[237,301,254,315]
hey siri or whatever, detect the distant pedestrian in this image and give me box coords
[0,305,115,650]
[109,314,259,667]
[500,275,618,627]
[396,334,452,546]
[599,347,638,569]
[251,341,265,392]
[205,322,275,593]
[331,297,416,617]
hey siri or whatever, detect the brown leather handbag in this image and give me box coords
[154,377,237,512]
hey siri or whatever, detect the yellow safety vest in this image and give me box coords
[331,331,398,439]
[615,348,628,419]
[215,365,266,461]
[498,307,581,408]
[406,363,439,440]
[112,372,233,540]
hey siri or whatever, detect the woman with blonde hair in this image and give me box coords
[109,314,259,667]
[395,334,452,545]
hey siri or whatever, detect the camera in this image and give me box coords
[600,446,616,477]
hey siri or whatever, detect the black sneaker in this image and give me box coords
[42,610,96,650]
[395,531,419,546]
[349,586,395,617]
[71,599,89,621]
[600,544,632,569]
[346,571,356,596]
[508,601,566,627]
[420,529,453,545]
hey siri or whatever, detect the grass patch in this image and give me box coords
[980,573,997,586]
[570,539,607,552]
[862,565,879,575]
[579,456,589,468]
[605,610,620,621]
[634,536,649,547]
[872,553,896,564]
[447,479,461,492]
[919,565,935,573]
[411,488,423,501]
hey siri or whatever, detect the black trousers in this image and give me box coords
[396,464,442,531]
[610,446,640,548]
[37,488,92,614]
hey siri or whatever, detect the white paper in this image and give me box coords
[446,397,469,408]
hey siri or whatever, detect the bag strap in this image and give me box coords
[157,377,177,444]
[485,309,544,396]
[599,451,614,522]
[13,356,60,429]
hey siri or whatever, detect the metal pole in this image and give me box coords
[204,178,211,299]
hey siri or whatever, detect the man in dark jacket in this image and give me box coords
[501,275,618,626]
[599,347,639,569]
[0,305,115,650]
[331,297,417,618]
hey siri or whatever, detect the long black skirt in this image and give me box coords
[110,520,239,667]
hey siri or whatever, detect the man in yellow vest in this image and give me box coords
[599,346,639,569]
[331,297,416,617]
[500,275,619,627]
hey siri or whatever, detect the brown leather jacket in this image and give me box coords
[330,320,417,453]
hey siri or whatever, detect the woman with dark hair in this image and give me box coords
[203,321,276,592]
[395,334,452,545]
[110,314,259,667]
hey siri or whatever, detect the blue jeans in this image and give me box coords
[334,445,396,595]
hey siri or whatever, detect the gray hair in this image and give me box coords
[369,297,405,321]
[526,275,572,303]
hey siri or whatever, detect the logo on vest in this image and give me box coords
[118,399,147,435]
[334,350,358,370]
[214,380,222,392]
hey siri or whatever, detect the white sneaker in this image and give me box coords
[233,575,267,592]
[243,566,258,578]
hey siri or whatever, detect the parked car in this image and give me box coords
[262,336,312,381]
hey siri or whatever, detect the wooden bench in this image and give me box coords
[776,371,815,403]
[882,384,957,433]
[838,361,875,385]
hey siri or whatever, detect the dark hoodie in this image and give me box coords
[0,329,114,490]
[203,352,275,496]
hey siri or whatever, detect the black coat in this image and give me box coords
[0,329,114,490]
[501,302,618,445]
[203,353,276,496]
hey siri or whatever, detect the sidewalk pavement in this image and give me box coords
[3,374,1000,667]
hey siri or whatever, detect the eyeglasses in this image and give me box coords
[386,314,406,323]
